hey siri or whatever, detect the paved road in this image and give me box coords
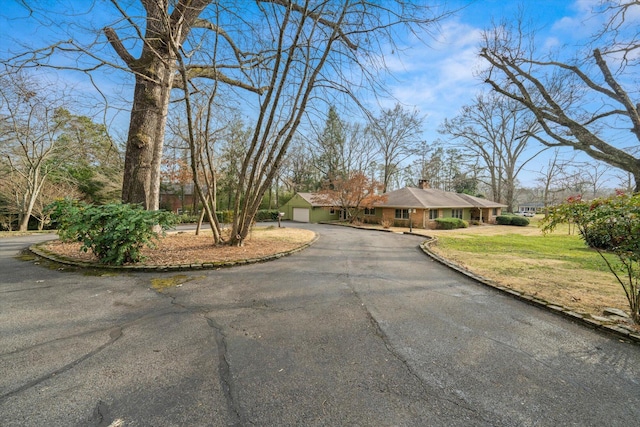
[1,225,639,426]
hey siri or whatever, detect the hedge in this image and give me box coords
[496,215,529,226]
[434,217,469,230]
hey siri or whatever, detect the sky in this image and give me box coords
[0,0,629,189]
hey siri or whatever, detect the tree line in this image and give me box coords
[2,1,639,235]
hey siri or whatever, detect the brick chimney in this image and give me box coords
[418,179,429,190]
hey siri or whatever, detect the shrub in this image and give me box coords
[216,210,234,223]
[510,216,530,226]
[379,218,392,229]
[542,192,640,323]
[176,213,200,224]
[496,215,513,225]
[434,217,468,230]
[47,199,178,265]
[582,227,614,250]
[255,209,280,222]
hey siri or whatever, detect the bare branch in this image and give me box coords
[103,27,136,67]
[259,0,358,50]
[176,66,269,94]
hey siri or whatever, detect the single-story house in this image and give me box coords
[279,192,342,223]
[371,184,507,229]
[517,202,545,214]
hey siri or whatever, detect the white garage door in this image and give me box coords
[293,207,310,222]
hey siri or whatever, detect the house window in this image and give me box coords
[329,208,336,214]
[452,209,463,219]
[429,209,438,220]
[492,208,498,216]
[364,208,376,216]
[395,209,409,219]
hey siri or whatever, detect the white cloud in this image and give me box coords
[380,19,486,131]
[551,0,604,38]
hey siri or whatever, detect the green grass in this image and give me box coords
[435,232,616,274]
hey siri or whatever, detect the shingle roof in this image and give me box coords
[296,192,338,207]
[375,187,506,209]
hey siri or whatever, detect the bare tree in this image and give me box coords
[480,9,640,192]
[31,180,83,230]
[171,2,446,245]
[6,1,447,224]
[410,141,478,193]
[280,138,319,193]
[591,0,640,67]
[440,92,544,212]
[533,149,572,214]
[0,71,71,231]
[366,103,425,192]
[578,161,613,198]
[614,170,637,193]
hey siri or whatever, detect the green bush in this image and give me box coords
[255,209,280,221]
[47,199,178,265]
[510,216,530,226]
[176,213,200,224]
[496,215,514,225]
[435,217,469,230]
[216,210,234,223]
[581,227,614,250]
[542,192,640,323]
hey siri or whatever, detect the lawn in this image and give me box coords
[423,217,632,320]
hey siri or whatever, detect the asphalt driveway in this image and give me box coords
[1,224,639,426]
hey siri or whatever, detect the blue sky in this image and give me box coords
[0,0,626,188]
[375,0,624,187]
[383,0,593,135]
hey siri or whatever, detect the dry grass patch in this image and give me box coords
[424,218,633,321]
[431,245,629,317]
[43,226,315,266]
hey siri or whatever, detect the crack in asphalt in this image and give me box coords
[350,288,481,415]
[0,327,123,402]
[1,326,125,358]
[157,289,244,426]
[339,256,500,424]
[87,399,109,426]
[0,306,179,402]
[204,315,244,427]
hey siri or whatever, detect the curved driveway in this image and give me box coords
[1,224,639,426]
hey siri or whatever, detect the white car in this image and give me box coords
[516,211,535,217]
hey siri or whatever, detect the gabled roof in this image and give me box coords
[296,192,338,207]
[375,187,506,209]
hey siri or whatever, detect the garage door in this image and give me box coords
[293,207,310,222]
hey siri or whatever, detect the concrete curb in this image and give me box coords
[29,234,319,273]
[418,235,640,346]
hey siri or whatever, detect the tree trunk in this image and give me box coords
[18,213,30,232]
[121,67,174,210]
[19,171,45,232]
